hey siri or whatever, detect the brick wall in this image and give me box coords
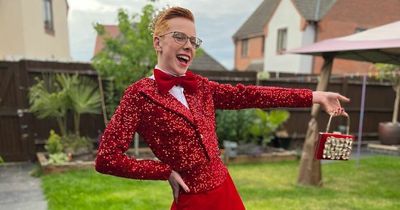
[234,36,264,71]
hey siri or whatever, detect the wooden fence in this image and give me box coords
[0,60,396,161]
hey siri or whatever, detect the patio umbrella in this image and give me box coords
[289,20,400,186]
[290,21,400,64]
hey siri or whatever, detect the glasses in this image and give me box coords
[159,31,203,49]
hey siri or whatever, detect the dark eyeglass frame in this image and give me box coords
[159,31,203,49]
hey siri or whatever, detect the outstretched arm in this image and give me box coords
[208,81,313,110]
[207,79,349,115]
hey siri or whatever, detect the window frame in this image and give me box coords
[43,0,54,34]
[276,28,287,54]
[241,38,249,58]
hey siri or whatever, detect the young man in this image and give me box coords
[95,7,349,210]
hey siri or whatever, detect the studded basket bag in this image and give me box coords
[315,115,355,160]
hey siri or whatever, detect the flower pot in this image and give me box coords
[378,122,400,145]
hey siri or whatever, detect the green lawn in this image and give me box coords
[41,156,400,210]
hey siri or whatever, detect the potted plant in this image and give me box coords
[376,64,400,145]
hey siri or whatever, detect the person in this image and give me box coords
[95,6,349,210]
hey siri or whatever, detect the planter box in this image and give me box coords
[38,148,298,174]
[36,148,157,175]
[36,152,94,174]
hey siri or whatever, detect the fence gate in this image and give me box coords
[0,62,33,161]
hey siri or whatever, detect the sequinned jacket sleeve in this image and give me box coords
[207,80,313,109]
[95,85,172,180]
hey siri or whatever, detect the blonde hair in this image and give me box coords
[150,6,194,37]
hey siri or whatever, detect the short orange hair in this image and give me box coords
[151,7,194,37]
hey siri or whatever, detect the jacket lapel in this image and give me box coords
[184,92,204,125]
[139,78,195,125]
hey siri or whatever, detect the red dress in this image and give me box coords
[171,173,245,210]
[95,70,313,209]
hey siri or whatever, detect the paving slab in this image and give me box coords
[0,162,47,210]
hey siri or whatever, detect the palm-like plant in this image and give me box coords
[29,78,68,136]
[61,75,101,136]
[249,109,290,146]
[29,74,101,136]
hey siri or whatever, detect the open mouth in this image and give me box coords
[176,54,190,66]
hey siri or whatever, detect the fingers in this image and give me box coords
[337,94,350,103]
[173,186,179,203]
[170,170,189,192]
[168,170,190,204]
[175,174,190,193]
[343,111,349,117]
[168,177,180,203]
[330,107,348,117]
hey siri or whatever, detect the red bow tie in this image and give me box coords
[154,69,197,94]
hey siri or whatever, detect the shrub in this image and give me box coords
[62,134,93,155]
[216,109,256,146]
[48,153,69,165]
[249,109,290,146]
[45,130,64,154]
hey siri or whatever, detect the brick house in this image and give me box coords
[233,0,400,74]
[94,25,227,71]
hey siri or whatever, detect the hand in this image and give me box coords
[312,91,350,117]
[168,170,190,204]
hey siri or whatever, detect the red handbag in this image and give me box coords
[315,115,355,160]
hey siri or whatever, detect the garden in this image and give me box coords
[24,4,400,210]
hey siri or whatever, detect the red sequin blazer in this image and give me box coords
[95,73,313,193]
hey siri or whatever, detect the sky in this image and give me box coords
[67,0,263,70]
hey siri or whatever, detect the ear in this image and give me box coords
[153,36,162,52]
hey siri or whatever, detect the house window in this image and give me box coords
[277,28,287,54]
[241,39,248,57]
[355,27,367,33]
[43,0,54,33]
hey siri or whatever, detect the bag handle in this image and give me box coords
[325,114,350,135]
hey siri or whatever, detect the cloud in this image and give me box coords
[67,0,263,69]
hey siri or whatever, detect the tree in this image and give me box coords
[297,54,334,186]
[376,64,400,123]
[92,5,157,117]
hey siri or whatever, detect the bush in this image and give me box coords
[216,109,291,146]
[62,134,93,155]
[48,153,69,165]
[0,156,4,165]
[248,109,290,146]
[45,130,68,164]
[45,130,64,154]
[216,109,256,146]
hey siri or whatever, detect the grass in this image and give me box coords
[41,156,400,210]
